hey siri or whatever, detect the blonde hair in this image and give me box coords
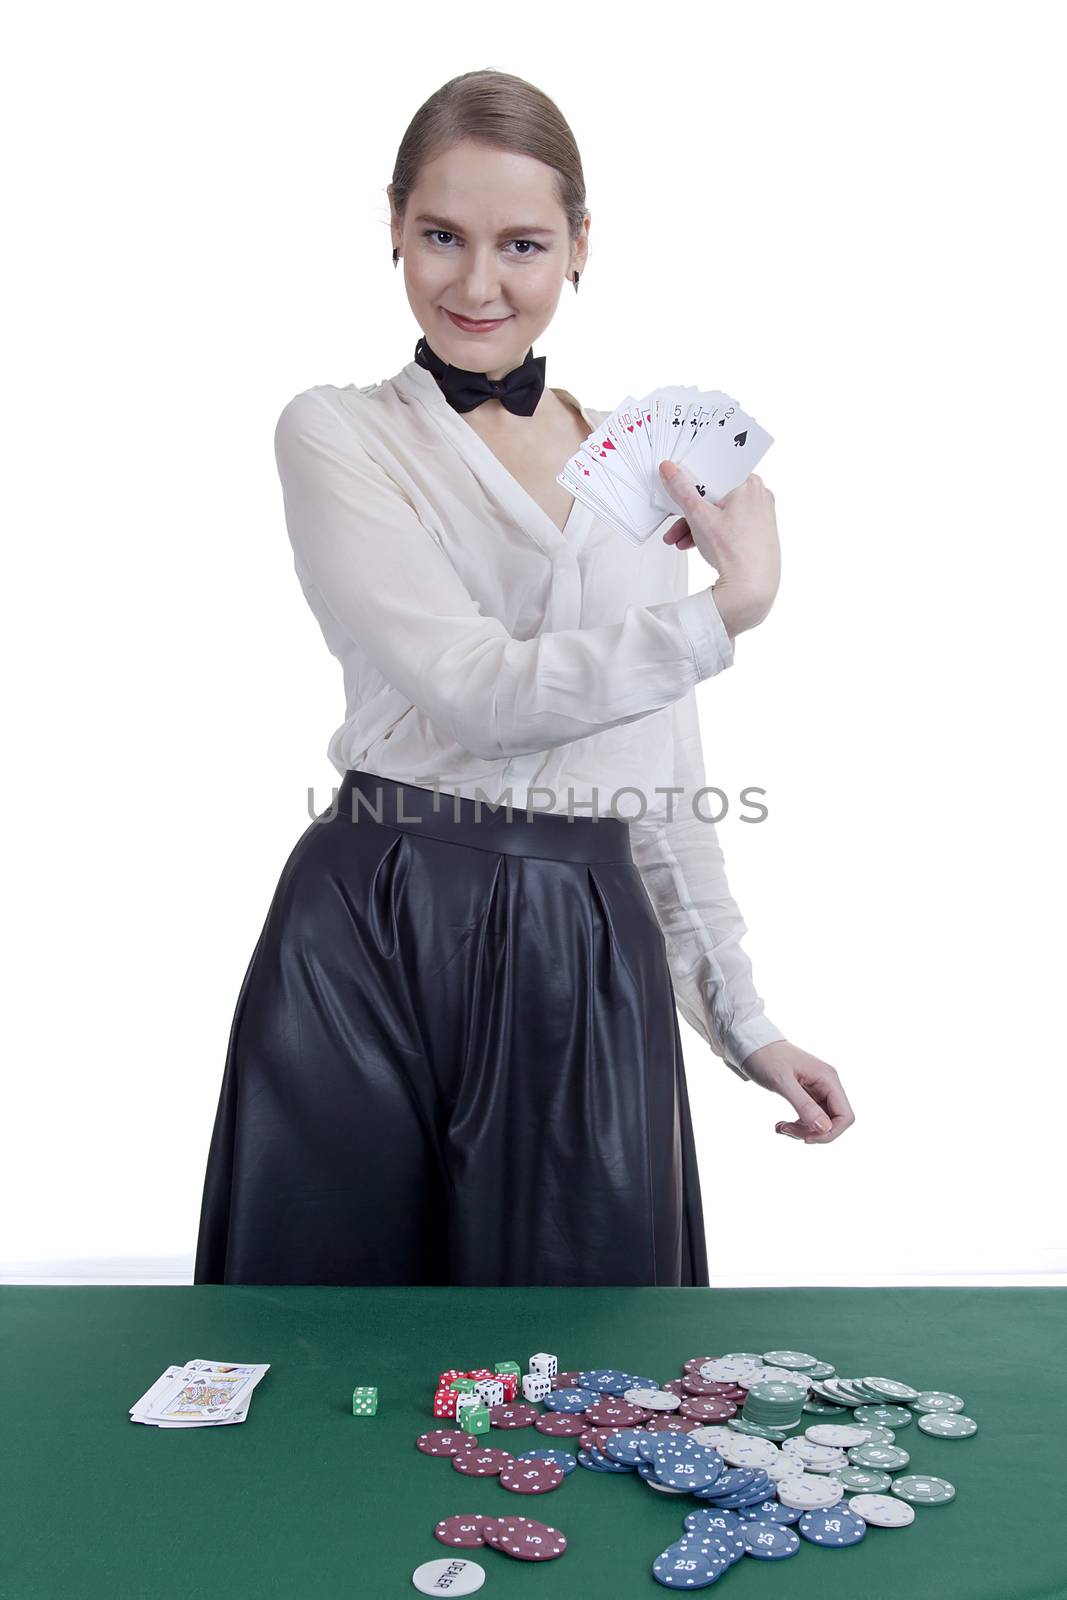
[389,69,588,243]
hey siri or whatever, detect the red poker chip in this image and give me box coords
[499,1459,564,1495]
[534,1412,585,1437]
[659,1379,689,1396]
[682,1355,720,1373]
[643,1414,700,1433]
[682,1375,732,1397]
[451,1447,515,1476]
[416,1429,479,1457]
[489,1402,540,1428]
[434,1514,490,1548]
[485,1514,568,1561]
[582,1399,648,1427]
[678,1396,736,1422]
[551,1371,582,1388]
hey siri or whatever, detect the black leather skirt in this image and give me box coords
[193,768,710,1288]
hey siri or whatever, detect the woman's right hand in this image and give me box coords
[658,460,781,638]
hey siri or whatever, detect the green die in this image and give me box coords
[449,1377,478,1394]
[459,1402,490,1436]
[494,1361,520,1381]
[352,1385,378,1416]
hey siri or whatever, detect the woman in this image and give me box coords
[194,68,854,1290]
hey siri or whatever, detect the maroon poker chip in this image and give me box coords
[678,1396,736,1422]
[485,1514,568,1561]
[682,1375,734,1397]
[416,1429,478,1457]
[498,1458,565,1495]
[643,1414,700,1433]
[534,1412,585,1437]
[434,1514,490,1548]
[582,1399,648,1427]
[489,1402,540,1428]
[659,1379,689,1397]
[452,1447,515,1476]
[551,1371,582,1388]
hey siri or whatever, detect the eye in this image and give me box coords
[421,229,545,257]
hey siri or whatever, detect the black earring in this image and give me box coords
[573,270,580,293]
[392,247,399,268]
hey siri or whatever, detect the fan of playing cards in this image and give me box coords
[556,385,774,546]
[129,1357,270,1427]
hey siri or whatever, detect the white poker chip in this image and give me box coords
[625,1387,681,1410]
[412,1556,486,1594]
[776,1473,846,1510]
[782,1440,848,1470]
[763,1453,804,1483]
[805,1424,873,1447]
[720,1437,780,1468]
[687,1425,736,1451]
[698,1357,760,1383]
[643,1477,689,1493]
[847,1493,916,1528]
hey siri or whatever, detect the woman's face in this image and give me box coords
[391,139,589,381]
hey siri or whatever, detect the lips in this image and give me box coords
[443,308,513,330]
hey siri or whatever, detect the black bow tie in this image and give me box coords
[414,335,546,417]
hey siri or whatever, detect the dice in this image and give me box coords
[351,1385,378,1416]
[474,1378,505,1408]
[522,1372,551,1402]
[459,1402,490,1436]
[529,1352,558,1381]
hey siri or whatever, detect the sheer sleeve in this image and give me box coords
[274,389,736,763]
[628,602,785,1079]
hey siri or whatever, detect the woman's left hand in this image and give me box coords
[738,1040,855,1144]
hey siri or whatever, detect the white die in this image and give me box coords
[529,1352,558,1380]
[522,1373,552,1402]
[454,1392,480,1416]
[474,1378,504,1408]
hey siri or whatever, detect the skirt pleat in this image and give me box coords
[193,769,710,1288]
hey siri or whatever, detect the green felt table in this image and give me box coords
[3,1286,1065,1599]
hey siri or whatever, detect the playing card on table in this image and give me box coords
[129,1358,270,1426]
[557,384,774,545]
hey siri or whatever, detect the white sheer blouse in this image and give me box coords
[272,355,786,1080]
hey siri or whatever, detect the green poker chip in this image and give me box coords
[835,1466,893,1492]
[909,1390,965,1414]
[916,1412,977,1439]
[862,1375,920,1402]
[891,1474,956,1506]
[803,1400,849,1417]
[762,1349,820,1370]
[849,1442,910,1471]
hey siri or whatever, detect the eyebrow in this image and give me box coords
[414,212,558,238]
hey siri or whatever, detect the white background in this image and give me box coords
[3,2,1064,1285]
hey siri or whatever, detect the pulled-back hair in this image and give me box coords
[389,69,588,243]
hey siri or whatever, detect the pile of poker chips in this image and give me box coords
[412,1348,977,1593]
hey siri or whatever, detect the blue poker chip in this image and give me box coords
[685,1507,741,1537]
[515,1447,576,1476]
[798,1506,868,1547]
[740,1522,801,1560]
[543,1386,601,1413]
[579,1368,653,1396]
[695,1468,757,1497]
[675,1530,743,1567]
[601,1428,653,1466]
[577,1447,634,1473]
[653,1460,726,1491]
[652,1544,723,1588]
[737,1498,802,1525]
